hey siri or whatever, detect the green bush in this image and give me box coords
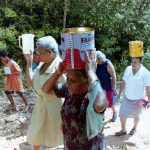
[143,52,150,71]
[0,0,149,91]
[0,67,6,94]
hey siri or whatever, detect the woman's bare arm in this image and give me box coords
[85,51,108,113]
[107,61,117,92]
[23,53,33,88]
[42,62,65,95]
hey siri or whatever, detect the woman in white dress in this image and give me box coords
[24,36,65,150]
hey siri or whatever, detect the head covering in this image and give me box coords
[96,51,106,62]
[36,36,58,52]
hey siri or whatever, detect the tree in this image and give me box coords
[0,0,149,80]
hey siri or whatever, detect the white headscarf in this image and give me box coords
[36,36,58,53]
[96,51,106,62]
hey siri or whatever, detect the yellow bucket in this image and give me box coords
[129,41,143,57]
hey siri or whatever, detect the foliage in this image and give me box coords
[0,67,6,93]
[0,0,149,86]
[142,52,150,71]
[66,0,150,58]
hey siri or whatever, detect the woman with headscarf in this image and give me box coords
[96,51,117,122]
[23,36,66,150]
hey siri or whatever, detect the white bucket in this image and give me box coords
[19,34,35,54]
[4,67,11,74]
[61,27,95,69]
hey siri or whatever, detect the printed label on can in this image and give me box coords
[61,30,95,69]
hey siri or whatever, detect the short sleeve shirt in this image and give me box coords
[123,65,150,100]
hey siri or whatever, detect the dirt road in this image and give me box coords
[0,93,150,150]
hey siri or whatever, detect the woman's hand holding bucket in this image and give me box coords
[22,50,34,87]
[23,50,33,62]
[56,62,66,76]
[85,49,96,74]
[85,49,98,87]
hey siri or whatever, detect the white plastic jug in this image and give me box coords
[19,34,35,54]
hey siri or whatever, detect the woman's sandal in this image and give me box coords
[129,128,136,135]
[115,130,127,136]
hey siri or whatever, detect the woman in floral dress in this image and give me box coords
[42,51,108,150]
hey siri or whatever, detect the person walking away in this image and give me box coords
[96,51,117,122]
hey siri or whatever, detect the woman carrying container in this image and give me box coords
[115,41,150,136]
[42,49,108,149]
[23,36,65,150]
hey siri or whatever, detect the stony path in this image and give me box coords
[0,92,150,150]
[104,105,150,150]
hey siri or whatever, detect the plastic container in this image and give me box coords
[129,41,143,57]
[112,93,117,105]
[61,27,95,69]
[4,67,11,74]
[19,34,35,54]
[138,98,148,108]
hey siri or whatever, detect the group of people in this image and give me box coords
[0,35,150,150]
[96,50,150,137]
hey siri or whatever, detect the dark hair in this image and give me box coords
[0,50,11,58]
[130,57,143,63]
[74,69,88,83]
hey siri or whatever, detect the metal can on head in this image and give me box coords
[129,41,143,57]
[61,27,95,69]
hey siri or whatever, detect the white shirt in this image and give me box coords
[123,65,150,100]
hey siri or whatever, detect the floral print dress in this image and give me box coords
[54,83,105,150]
